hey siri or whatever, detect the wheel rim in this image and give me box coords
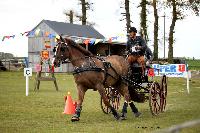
[111,89,121,110]
[161,75,167,112]
[149,82,162,115]
[100,87,121,114]
[100,87,111,114]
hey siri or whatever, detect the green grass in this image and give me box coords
[187,59,200,70]
[0,71,200,133]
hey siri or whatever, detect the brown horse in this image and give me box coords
[53,37,140,121]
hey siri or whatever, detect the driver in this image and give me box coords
[126,27,147,76]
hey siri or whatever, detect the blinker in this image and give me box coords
[53,47,56,53]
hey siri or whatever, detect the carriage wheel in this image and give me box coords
[149,82,162,115]
[160,75,167,112]
[100,87,121,114]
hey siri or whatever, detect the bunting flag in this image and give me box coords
[95,39,101,45]
[20,31,29,36]
[75,39,82,43]
[28,31,35,36]
[2,36,6,41]
[48,34,55,39]
[11,35,15,38]
[89,39,95,45]
[83,39,90,45]
[45,31,50,37]
[0,27,128,46]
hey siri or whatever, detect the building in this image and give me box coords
[28,20,126,72]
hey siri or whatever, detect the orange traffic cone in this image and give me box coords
[63,92,75,115]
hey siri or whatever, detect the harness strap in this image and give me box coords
[102,61,120,85]
[73,67,103,75]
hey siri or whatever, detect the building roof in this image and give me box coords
[33,20,105,39]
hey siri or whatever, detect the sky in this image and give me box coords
[0,0,200,59]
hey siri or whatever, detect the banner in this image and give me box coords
[151,64,188,78]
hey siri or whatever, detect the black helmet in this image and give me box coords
[129,27,137,33]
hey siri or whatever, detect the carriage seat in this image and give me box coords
[130,62,149,83]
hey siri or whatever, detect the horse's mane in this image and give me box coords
[66,38,93,56]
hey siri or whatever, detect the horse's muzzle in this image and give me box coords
[52,58,60,68]
[54,61,60,67]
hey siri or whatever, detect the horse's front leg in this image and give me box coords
[97,84,120,120]
[71,84,87,122]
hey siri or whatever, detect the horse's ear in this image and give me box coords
[64,38,70,44]
[56,38,60,42]
[60,35,65,42]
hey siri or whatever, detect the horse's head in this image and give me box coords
[53,37,70,67]
[53,37,94,67]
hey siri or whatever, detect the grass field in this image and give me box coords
[186,59,200,70]
[0,71,200,133]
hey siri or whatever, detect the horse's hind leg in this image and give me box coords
[117,83,130,120]
[71,84,87,122]
[96,84,120,120]
[118,83,141,119]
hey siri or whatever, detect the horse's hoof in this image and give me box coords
[120,113,127,120]
[134,112,141,117]
[71,116,80,122]
[120,116,127,120]
[114,114,121,120]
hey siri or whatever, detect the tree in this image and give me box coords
[139,0,149,42]
[64,10,74,23]
[166,0,200,63]
[125,0,131,33]
[120,0,131,34]
[152,0,159,60]
[78,0,93,25]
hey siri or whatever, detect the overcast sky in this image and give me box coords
[0,0,200,59]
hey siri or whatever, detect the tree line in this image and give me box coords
[64,0,200,63]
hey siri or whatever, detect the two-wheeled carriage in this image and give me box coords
[101,63,167,116]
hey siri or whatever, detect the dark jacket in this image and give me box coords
[145,46,153,60]
[126,36,147,55]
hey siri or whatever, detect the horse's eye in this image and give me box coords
[60,47,65,52]
[53,47,56,53]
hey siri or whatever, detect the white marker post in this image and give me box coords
[186,71,191,94]
[24,68,32,96]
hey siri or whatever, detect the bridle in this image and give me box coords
[53,40,70,67]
